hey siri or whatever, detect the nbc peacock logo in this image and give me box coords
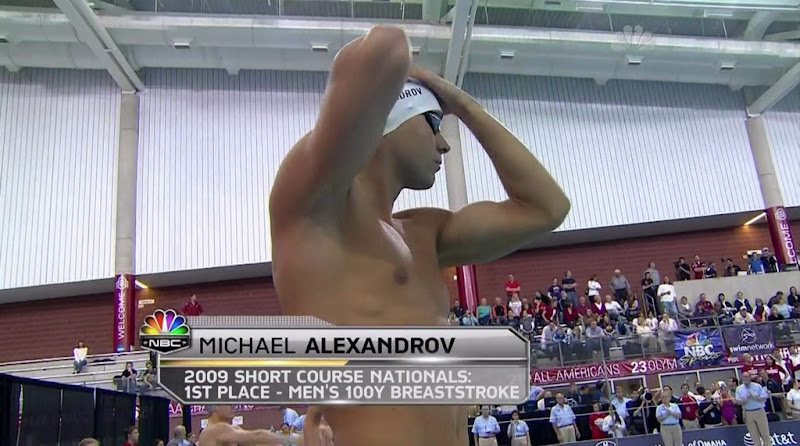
[612,25,653,53]
[140,309,192,354]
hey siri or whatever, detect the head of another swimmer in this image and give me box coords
[380,80,449,190]
[208,405,235,421]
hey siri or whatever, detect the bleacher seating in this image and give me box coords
[0,351,150,391]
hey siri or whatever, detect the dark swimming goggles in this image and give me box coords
[424,111,443,134]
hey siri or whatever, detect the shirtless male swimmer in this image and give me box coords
[269,25,570,446]
[198,405,331,446]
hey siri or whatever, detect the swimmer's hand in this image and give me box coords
[408,65,474,116]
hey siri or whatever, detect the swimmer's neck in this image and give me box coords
[356,157,404,221]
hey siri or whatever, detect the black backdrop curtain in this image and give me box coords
[60,387,96,445]
[0,374,21,446]
[94,389,137,446]
[139,394,170,446]
[18,381,62,446]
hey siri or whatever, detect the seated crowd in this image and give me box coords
[472,349,800,445]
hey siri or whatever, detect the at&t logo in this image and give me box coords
[744,432,797,446]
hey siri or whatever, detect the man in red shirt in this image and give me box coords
[691,255,705,280]
[679,383,700,429]
[122,426,139,446]
[182,294,204,316]
[505,274,521,297]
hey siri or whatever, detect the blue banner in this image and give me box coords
[674,328,724,368]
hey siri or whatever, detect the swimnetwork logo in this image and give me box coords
[611,25,653,52]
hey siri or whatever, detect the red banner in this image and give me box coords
[766,206,797,267]
[113,274,137,353]
[531,357,680,385]
[456,265,479,312]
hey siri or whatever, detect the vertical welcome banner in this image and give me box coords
[674,329,724,368]
[114,274,137,353]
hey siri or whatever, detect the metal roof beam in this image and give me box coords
[748,61,800,116]
[52,0,143,92]
[442,0,477,86]
[743,11,780,40]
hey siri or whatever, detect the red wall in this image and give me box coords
[0,223,777,363]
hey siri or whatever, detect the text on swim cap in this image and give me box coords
[398,87,423,100]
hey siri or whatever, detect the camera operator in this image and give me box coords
[699,389,723,428]
[628,387,656,435]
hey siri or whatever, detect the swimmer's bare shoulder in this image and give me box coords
[198,423,281,446]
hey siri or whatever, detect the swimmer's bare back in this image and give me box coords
[197,421,282,446]
[269,26,570,446]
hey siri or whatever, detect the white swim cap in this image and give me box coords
[383,80,443,136]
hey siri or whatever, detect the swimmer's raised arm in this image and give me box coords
[270,26,411,224]
[404,66,571,266]
[214,424,283,445]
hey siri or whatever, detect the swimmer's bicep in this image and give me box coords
[434,201,558,266]
[289,28,410,211]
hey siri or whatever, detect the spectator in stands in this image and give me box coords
[718,293,736,319]
[450,300,466,321]
[592,295,607,318]
[475,298,492,325]
[182,294,204,316]
[506,410,530,446]
[604,294,623,321]
[695,293,713,317]
[657,276,677,318]
[735,371,771,446]
[538,391,554,410]
[753,298,770,322]
[519,313,535,340]
[610,269,630,303]
[562,301,579,328]
[187,433,197,445]
[624,294,641,321]
[587,274,602,302]
[550,393,580,443]
[675,257,692,281]
[645,262,661,286]
[290,413,305,434]
[678,383,700,430]
[677,296,693,321]
[447,312,459,325]
[282,406,299,427]
[611,386,631,420]
[691,255,705,280]
[505,274,521,297]
[575,295,589,316]
[656,391,682,446]
[634,313,657,351]
[658,313,678,351]
[724,258,743,277]
[543,300,558,325]
[788,286,799,307]
[626,388,647,435]
[733,306,756,325]
[767,291,783,308]
[761,247,778,273]
[154,441,165,446]
[786,379,800,419]
[704,262,718,279]
[772,296,791,320]
[642,272,658,314]
[787,346,800,382]
[78,439,99,446]
[472,405,500,446]
[699,389,722,427]
[540,321,558,359]
[118,362,138,393]
[562,270,578,306]
[461,310,478,326]
[141,361,157,391]
[749,252,766,274]
[492,297,507,325]
[718,386,737,425]
[645,311,658,332]
[548,277,563,302]
[589,402,608,440]
[602,404,627,439]
[508,293,523,325]
[167,426,191,446]
[586,319,609,357]
[73,340,88,374]
[734,292,753,313]
[123,426,140,446]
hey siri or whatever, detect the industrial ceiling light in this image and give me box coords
[411,46,421,55]
[311,43,329,53]
[743,212,766,226]
[499,50,515,60]
[625,54,643,65]
[704,9,734,18]
[718,61,736,71]
[576,1,603,12]
[172,41,192,50]
[134,280,149,289]
[0,35,9,44]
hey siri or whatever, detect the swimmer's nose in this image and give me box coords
[436,133,450,154]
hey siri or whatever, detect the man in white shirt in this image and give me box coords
[472,405,501,446]
[734,307,756,325]
[540,321,558,359]
[657,277,677,319]
[735,373,772,446]
[658,314,678,351]
[550,393,580,443]
[786,380,800,419]
[610,386,631,419]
